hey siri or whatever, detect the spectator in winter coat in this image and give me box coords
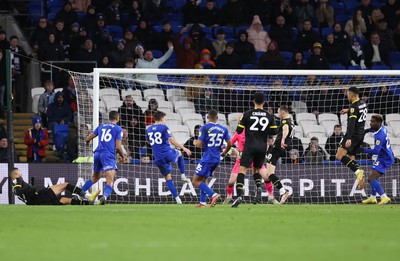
[80,5,98,36]
[216,42,242,69]
[201,0,220,27]
[104,0,122,26]
[269,15,294,52]
[189,23,216,58]
[258,41,286,69]
[294,0,315,31]
[55,2,79,28]
[145,0,167,23]
[306,42,330,69]
[47,92,73,133]
[24,117,49,163]
[38,80,55,128]
[323,33,343,65]
[183,0,202,25]
[234,30,256,65]
[212,28,227,59]
[134,19,158,50]
[135,42,173,89]
[287,51,306,69]
[315,0,334,29]
[29,17,54,52]
[297,19,320,52]
[220,0,249,27]
[199,48,216,68]
[325,124,343,161]
[345,9,367,40]
[349,36,367,69]
[364,31,390,68]
[109,39,133,68]
[247,15,271,52]
[157,21,175,52]
[173,28,199,69]
[76,38,100,73]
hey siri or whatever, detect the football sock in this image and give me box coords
[199,182,215,197]
[199,189,207,204]
[104,184,113,199]
[71,198,90,205]
[81,179,94,192]
[340,156,360,172]
[236,173,245,197]
[177,155,185,174]
[166,179,179,198]
[370,184,377,197]
[264,181,274,196]
[226,185,234,198]
[65,184,85,197]
[253,173,262,188]
[370,179,384,196]
[269,174,283,190]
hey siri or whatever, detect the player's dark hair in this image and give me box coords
[9,167,19,176]
[334,124,342,129]
[348,86,359,95]
[154,111,166,121]
[109,110,119,121]
[253,92,265,105]
[208,109,218,120]
[371,114,383,124]
[279,105,289,113]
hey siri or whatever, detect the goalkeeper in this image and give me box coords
[10,168,96,205]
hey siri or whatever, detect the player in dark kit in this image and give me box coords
[336,86,367,189]
[231,92,279,208]
[10,168,94,205]
[264,105,293,204]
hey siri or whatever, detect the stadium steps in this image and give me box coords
[1,113,59,162]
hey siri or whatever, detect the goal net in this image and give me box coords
[70,69,400,204]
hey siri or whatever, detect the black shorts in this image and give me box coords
[266,146,286,166]
[240,146,267,169]
[36,188,62,205]
[339,135,364,156]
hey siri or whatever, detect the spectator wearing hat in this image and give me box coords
[29,17,54,53]
[201,0,220,27]
[67,22,82,59]
[315,0,334,29]
[247,15,271,52]
[288,149,300,164]
[80,5,98,36]
[294,0,315,31]
[349,36,367,69]
[216,42,242,69]
[323,33,343,65]
[133,44,145,60]
[306,42,330,69]
[0,136,19,163]
[189,23,216,58]
[145,99,159,126]
[199,48,216,68]
[123,28,139,55]
[157,20,175,52]
[258,41,286,69]
[212,28,227,59]
[94,28,114,56]
[104,0,123,26]
[269,15,294,53]
[332,22,351,52]
[183,124,203,162]
[364,31,390,68]
[47,91,73,134]
[234,30,256,65]
[183,0,202,25]
[345,9,367,40]
[325,124,343,161]
[109,38,133,68]
[91,14,107,39]
[135,41,173,89]
[24,117,49,163]
[55,2,79,29]
[376,18,396,52]
[297,19,320,52]
[173,27,199,69]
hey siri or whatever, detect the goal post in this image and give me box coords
[70,68,400,204]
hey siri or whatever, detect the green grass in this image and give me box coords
[1,204,400,261]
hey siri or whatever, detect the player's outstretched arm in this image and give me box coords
[115,140,128,161]
[169,137,192,156]
[85,133,97,145]
[360,138,383,155]
[221,139,233,157]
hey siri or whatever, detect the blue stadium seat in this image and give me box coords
[77,12,85,20]
[268,76,289,86]
[105,25,123,39]
[256,51,264,64]
[371,64,391,70]
[235,26,248,38]
[343,0,359,14]
[291,76,306,86]
[130,25,137,32]
[173,0,186,10]
[47,12,57,22]
[280,51,293,65]
[202,26,213,39]
[291,27,298,42]
[47,0,64,13]
[242,64,257,69]
[330,64,346,70]
[335,14,350,26]
[348,65,361,70]
[153,25,163,32]
[54,124,70,151]
[390,52,400,66]
[151,49,163,58]
[321,27,334,38]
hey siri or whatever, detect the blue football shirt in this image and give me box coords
[362,126,395,166]
[93,122,123,154]
[199,122,231,163]
[146,124,172,161]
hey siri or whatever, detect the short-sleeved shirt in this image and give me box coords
[346,100,367,138]
[362,126,395,167]
[93,122,123,154]
[146,124,173,161]
[237,108,277,149]
[198,122,231,163]
[274,117,295,147]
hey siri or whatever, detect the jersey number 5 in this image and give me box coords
[249,116,269,131]
[100,129,112,142]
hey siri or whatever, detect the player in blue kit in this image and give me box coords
[81,111,127,205]
[192,109,232,207]
[146,111,192,204]
[361,114,395,205]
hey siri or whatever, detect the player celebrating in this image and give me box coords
[146,111,191,204]
[263,105,293,204]
[81,111,127,205]
[231,92,280,208]
[361,115,395,205]
[223,128,278,205]
[192,109,232,207]
[336,87,367,189]
[10,168,94,205]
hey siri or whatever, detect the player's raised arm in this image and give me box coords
[168,136,192,156]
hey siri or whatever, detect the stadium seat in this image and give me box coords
[105,25,123,39]
[186,120,204,136]
[165,113,183,125]
[318,113,339,124]
[151,49,163,59]
[302,125,327,139]
[387,121,400,136]
[31,87,45,114]
[121,89,143,101]
[330,64,346,70]
[296,113,318,126]
[174,100,195,111]
[169,123,190,136]
[153,26,162,32]
[182,113,203,123]
[390,52,400,66]
[228,113,242,126]
[157,100,174,113]
[103,99,123,112]
[343,0,359,14]
[235,26,248,37]
[173,0,186,10]
[371,64,391,70]
[54,88,63,93]
[385,113,400,123]
[166,88,185,102]
[321,27,334,38]
[176,108,195,116]
[143,88,165,101]
[294,125,304,138]
[292,101,308,114]
[100,88,120,101]
[348,65,361,70]
[280,51,293,65]
[135,100,148,113]
[291,76,307,86]
[242,64,257,69]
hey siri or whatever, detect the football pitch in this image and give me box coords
[1,204,400,261]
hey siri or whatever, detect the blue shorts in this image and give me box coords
[155,149,179,176]
[194,161,219,178]
[93,151,117,173]
[371,160,392,174]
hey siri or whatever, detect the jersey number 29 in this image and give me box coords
[249,116,269,131]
